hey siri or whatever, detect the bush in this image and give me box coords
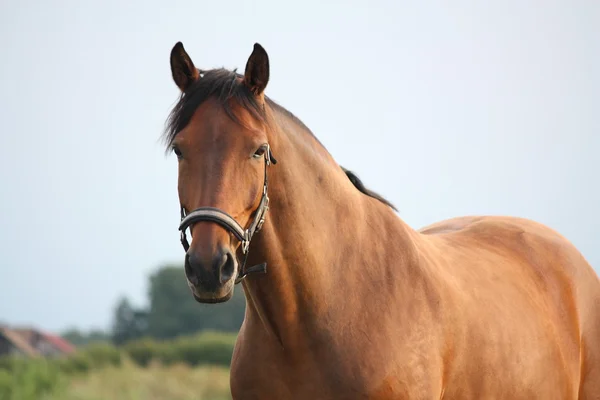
[55,352,92,375]
[123,337,159,367]
[122,331,237,368]
[0,330,238,398]
[80,342,122,368]
[169,332,236,367]
[0,356,15,371]
[0,356,66,400]
[0,369,13,400]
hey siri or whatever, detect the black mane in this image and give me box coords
[163,67,396,211]
[341,167,398,212]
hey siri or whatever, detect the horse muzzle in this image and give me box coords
[185,246,237,303]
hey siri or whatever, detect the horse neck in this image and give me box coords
[240,108,421,350]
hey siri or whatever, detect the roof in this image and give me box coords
[41,332,76,354]
[0,327,40,357]
[3,327,76,356]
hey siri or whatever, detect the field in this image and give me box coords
[49,359,231,400]
[0,332,236,400]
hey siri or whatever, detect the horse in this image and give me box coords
[162,41,600,399]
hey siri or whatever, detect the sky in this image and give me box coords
[0,0,598,333]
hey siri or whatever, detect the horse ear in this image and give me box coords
[243,43,270,96]
[170,42,200,92]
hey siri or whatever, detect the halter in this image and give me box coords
[178,145,276,284]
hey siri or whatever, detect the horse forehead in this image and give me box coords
[186,99,264,143]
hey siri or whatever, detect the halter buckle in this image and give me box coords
[255,195,269,232]
[242,235,250,254]
[255,217,266,233]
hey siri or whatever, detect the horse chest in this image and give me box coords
[230,339,438,400]
[230,361,416,400]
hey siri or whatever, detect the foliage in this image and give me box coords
[100,264,246,347]
[60,328,110,347]
[122,338,160,367]
[46,342,122,376]
[53,352,92,375]
[0,356,66,400]
[123,331,237,368]
[158,332,237,367]
[48,359,231,400]
[0,330,236,399]
[80,342,122,368]
[0,355,231,400]
[111,296,148,345]
[145,265,246,340]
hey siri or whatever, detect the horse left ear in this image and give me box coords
[243,43,270,96]
[170,42,200,92]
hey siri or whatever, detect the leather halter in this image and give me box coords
[178,145,276,284]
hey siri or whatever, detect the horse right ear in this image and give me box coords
[170,42,200,92]
[243,43,270,96]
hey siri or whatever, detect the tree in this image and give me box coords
[145,264,246,339]
[61,328,110,347]
[110,296,148,345]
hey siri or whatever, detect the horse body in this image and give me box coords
[163,42,600,399]
[233,212,600,399]
[418,216,598,399]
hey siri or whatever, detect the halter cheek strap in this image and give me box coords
[178,145,276,284]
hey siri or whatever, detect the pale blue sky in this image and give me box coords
[0,0,598,333]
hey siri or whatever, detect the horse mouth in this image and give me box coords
[191,289,233,304]
[185,272,235,304]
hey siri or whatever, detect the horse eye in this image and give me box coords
[253,145,267,158]
[172,146,183,159]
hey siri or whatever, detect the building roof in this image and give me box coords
[1,326,77,357]
[41,332,76,354]
[0,327,40,357]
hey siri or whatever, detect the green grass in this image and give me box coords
[0,332,237,400]
[47,358,232,400]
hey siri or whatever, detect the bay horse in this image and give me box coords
[163,41,600,399]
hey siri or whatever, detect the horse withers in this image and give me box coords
[163,41,600,399]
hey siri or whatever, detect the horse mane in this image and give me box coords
[162,67,396,211]
[341,167,398,212]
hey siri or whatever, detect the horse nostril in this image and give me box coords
[185,248,235,288]
[219,251,235,283]
[185,253,199,286]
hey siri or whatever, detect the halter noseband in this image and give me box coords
[178,145,276,284]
